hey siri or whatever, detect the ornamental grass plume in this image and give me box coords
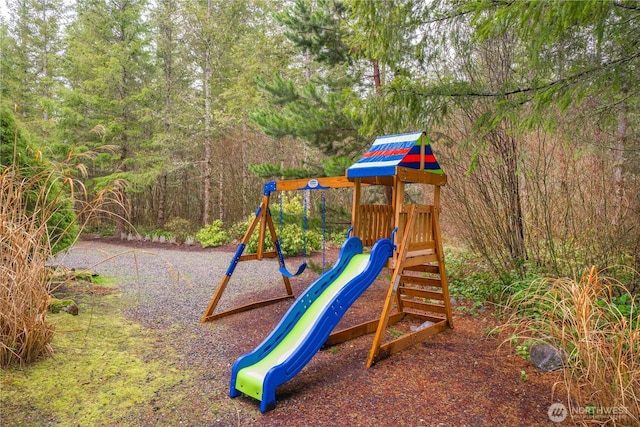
[502,266,639,425]
[1,167,58,366]
[0,164,125,366]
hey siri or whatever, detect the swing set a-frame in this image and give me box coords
[201,131,453,367]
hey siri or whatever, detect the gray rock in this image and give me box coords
[529,344,566,372]
[61,302,79,316]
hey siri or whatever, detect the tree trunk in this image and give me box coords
[202,0,213,226]
[156,172,167,228]
[613,98,626,226]
[218,159,224,222]
[241,115,248,214]
[371,58,393,205]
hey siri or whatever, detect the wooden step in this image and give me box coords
[400,299,447,314]
[403,264,440,274]
[398,286,444,301]
[404,251,438,263]
[399,274,442,288]
[403,309,446,323]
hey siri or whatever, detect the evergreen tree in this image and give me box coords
[2,0,66,141]
[147,0,194,227]
[181,0,271,224]
[249,0,371,177]
[62,0,154,235]
[347,0,640,275]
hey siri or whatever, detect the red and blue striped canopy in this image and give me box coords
[347,132,443,179]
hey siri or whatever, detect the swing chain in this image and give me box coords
[321,193,326,271]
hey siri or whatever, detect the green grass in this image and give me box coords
[0,292,190,426]
[89,274,119,287]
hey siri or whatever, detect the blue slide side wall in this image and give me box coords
[230,237,394,412]
[229,237,363,386]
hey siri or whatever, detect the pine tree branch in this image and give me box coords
[392,49,640,99]
[613,1,640,12]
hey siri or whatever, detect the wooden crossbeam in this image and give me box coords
[401,299,447,314]
[324,312,405,347]
[403,264,440,274]
[376,320,449,361]
[202,295,295,322]
[239,252,278,261]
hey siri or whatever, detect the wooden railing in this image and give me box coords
[397,204,435,252]
[356,204,394,246]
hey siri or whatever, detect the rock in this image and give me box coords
[529,344,566,372]
[61,302,79,316]
[410,320,435,331]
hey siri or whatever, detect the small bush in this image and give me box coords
[164,217,193,244]
[246,223,322,256]
[327,229,348,248]
[196,220,229,248]
[227,217,250,242]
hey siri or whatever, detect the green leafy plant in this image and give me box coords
[519,370,528,381]
[195,220,229,248]
[515,345,530,361]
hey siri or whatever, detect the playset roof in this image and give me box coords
[346,131,443,179]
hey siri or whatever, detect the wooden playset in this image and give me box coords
[202,131,453,369]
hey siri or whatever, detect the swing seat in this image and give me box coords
[279,262,307,278]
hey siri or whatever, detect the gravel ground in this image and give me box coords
[57,238,565,427]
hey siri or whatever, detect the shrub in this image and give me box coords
[227,216,251,242]
[164,217,193,244]
[245,222,322,256]
[1,107,124,367]
[1,105,78,254]
[196,220,229,248]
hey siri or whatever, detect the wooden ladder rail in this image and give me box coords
[366,204,417,367]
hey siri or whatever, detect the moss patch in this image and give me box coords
[0,293,190,426]
[48,298,76,313]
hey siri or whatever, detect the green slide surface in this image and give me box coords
[235,254,371,399]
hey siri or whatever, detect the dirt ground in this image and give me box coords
[21,237,573,426]
[228,266,566,426]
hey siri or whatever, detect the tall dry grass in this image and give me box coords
[504,266,639,425]
[1,167,59,365]
[1,163,124,367]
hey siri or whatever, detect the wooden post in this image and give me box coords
[392,177,405,268]
[367,204,417,367]
[432,185,453,327]
[420,133,425,171]
[351,178,361,238]
[256,194,269,260]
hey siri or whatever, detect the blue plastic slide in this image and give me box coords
[229,236,394,412]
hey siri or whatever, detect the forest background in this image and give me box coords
[2,0,638,281]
